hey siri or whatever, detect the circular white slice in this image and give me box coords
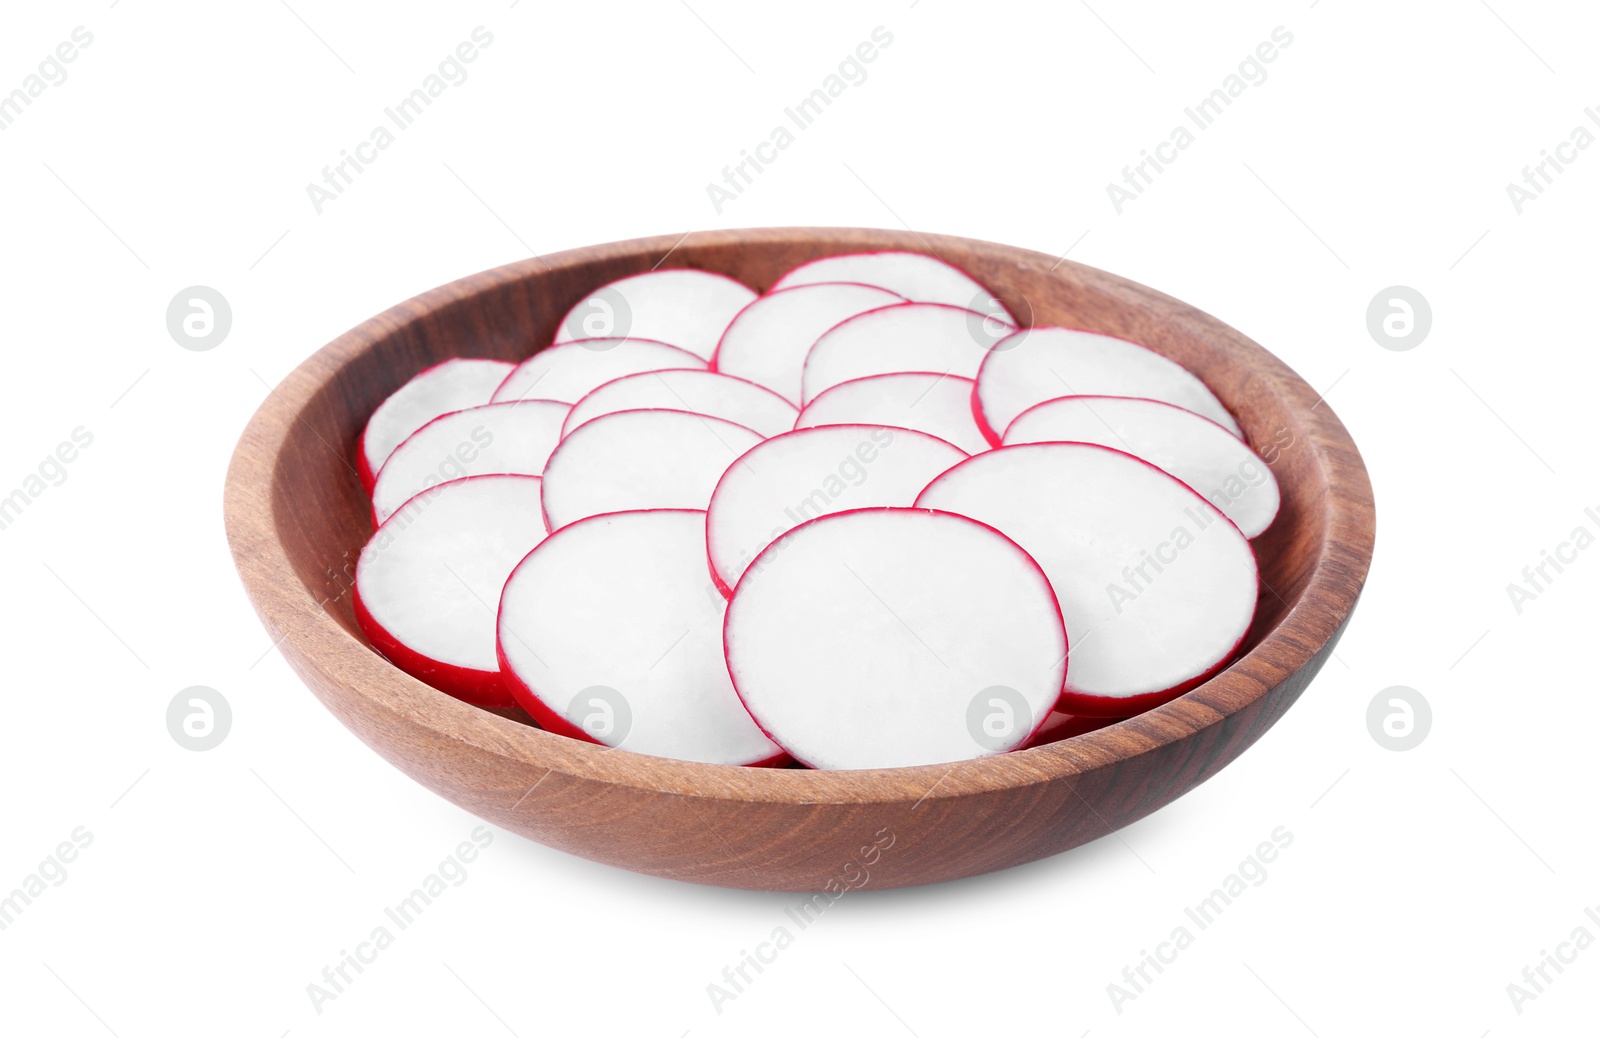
[795,372,989,455]
[801,302,1016,405]
[711,282,905,406]
[490,338,705,405]
[706,425,968,596]
[552,269,757,361]
[771,251,1015,323]
[539,409,764,531]
[1004,395,1280,538]
[917,443,1257,711]
[723,508,1066,770]
[498,509,784,766]
[563,369,798,439]
[360,358,514,487]
[975,327,1242,444]
[353,475,546,704]
[371,400,570,526]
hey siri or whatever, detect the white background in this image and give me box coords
[1,0,1595,1034]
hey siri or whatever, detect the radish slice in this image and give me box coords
[552,269,757,361]
[1020,710,1118,749]
[974,327,1243,445]
[801,302,1016,405]
[371,400,569,526]
[353,474,546,709]
[490,338,705,405]
[1004,395,1280,538]
[705,425,968,597]
[711,283,905,406]
[359,358,514,491]
[563,369,797,439]
[772,251,1015,323]
[539,409,764,531]
[497,509,786,766]
[916,443,1257,715]
[795,372,989,455]
[723,507,1066,770]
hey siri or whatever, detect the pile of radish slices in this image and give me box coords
[351,250,1280,771]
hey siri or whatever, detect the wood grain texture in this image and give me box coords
[223,227,1376,891]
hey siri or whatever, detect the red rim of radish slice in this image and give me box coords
[552,269,757,361]
[800,301,1017,405]
[358,357,515,492]
[971,326,1244,446]
[370,399,570,527]
[704,423,969,597]
[723,505,1062,764]
[352,473,546,709]
[496,508,789,767]
[538,408,765,533]
[915,442,1258,716]
[489,338,706,405]
[1002,394,1281,538]
[770,250,1018,322]
[794,370,988,455]
[560,368,799,440]
[709,282,907,406]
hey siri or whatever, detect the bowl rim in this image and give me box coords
[223,226,1375,807]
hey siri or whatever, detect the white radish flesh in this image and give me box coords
[563,369,798,439]
[801,302,1016,405]
[772,251,1015,324]
[916,443,1257,714]
[1004,395,1280,538]
[490,338,705,405]
[497,509,786,766]
[723,507,1067,770]
[795,372,989,455]
[552,269,757,362]
[359,358,514,490]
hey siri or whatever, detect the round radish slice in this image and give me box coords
[795,372,989,455]
[771,251,1015,324]
[917,443,1257,715]
[723,507,1067,770]
[563,369,797,439]
[711,282,904,406]
[974,327,1242,445]
[490,338,705,405]
[552,269,757,361]
[706,425,968,597]
[539,409,764,531]
[498,509,786,766]
[353,474,546,709]
[371,400,569,526]
[801,302,1016,405]
[359,358,514,491]
[1004,395,1280,538]
[1020,710,1118,749]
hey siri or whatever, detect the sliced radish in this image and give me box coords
[794,372,989,455]
[771,251,1015,323]
[705,425,968,597]
[371,400,569,526]
[974,327,1242,445]
[723,507,1066,770]
[562,369,797,439]
[539,409,764,531]
[711,282,905,406]
[552,269,757,361]
[497,509,786,766]
[916,443,1257,715]
[801,302,1016,405]
[490,338,705,405]
[353,474,546,709]
[358,358,514,491]
[1020,710,1118,749]
[1004,395,1280,538]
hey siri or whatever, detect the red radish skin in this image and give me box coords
[800,302,1016,405]
[771,251,1016,324]
[496,509,788,767]
[710,282,905,406]
[1019,710,1120,748]
[491,338,706,405]
[722,507,1067,770]
[553,269,757,361]
[794,371,989,455]
[359,358,515,493]
[561,368,798,439]
[973,326,1244,446]
[916,442,1258,716]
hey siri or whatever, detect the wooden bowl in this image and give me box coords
[223,227,1375,891]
